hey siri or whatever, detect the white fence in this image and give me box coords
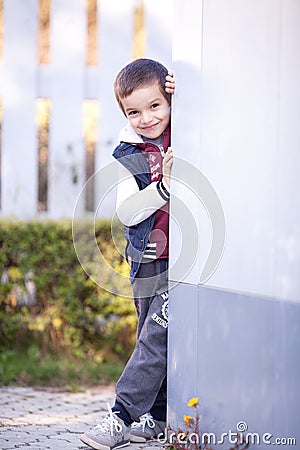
[0,0,172,219]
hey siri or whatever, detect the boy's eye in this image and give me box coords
[151,103,159,109]
[128,110,138,116]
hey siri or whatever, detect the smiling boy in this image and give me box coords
[81,59,175,450]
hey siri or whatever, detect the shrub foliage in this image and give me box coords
[0,220,136,365]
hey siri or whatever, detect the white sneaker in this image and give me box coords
[80,403,131,450]
[130,412,166,443]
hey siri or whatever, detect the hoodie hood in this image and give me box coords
[118,123,144,144]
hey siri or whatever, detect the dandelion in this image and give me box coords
[183,415,193,427]
[187,397,198,408]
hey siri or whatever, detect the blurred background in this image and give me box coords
[0,0,172,219]
[0,0,172,388]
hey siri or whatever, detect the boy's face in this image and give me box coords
[121,81,170,140]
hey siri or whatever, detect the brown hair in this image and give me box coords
[114,58,171,116]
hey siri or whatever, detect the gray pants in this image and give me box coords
[115,259,168,422]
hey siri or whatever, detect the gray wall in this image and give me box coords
[168,1,300,448]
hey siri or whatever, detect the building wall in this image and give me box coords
[168,1,300,447]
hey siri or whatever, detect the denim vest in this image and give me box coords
[113,142,156,282]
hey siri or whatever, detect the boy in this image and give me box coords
[81,59,175,450]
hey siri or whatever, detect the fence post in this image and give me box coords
[93,0,172,219]
[92,0,133,219]
[48,0,86,218]
[1,0,38,218]
[168,0,300,445]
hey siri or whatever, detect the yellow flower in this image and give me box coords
[183,415,192,426]
[187,397,199,407]
[52,318,63,329]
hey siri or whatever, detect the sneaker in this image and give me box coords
[130,412,166,443]
[80,403,131,450]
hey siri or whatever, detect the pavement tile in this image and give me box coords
[0,386,165,450]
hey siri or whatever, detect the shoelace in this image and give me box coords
[132,412,155,432]
[95,403,122,436]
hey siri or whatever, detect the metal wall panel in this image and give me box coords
[168,284,300,448]
[168,0,300,446]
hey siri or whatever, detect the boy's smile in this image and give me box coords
[121,82,171,140]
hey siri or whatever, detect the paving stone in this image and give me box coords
[0,386,167,449]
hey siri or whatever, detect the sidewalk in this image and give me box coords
[0,386,164,450]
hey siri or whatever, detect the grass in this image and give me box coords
[0,347,124,391]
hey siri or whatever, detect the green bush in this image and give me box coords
[0,220,136,375]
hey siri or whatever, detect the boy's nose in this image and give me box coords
[140,111,152,124]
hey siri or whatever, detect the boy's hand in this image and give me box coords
[163,147,173,188]
[165,71,175,94]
